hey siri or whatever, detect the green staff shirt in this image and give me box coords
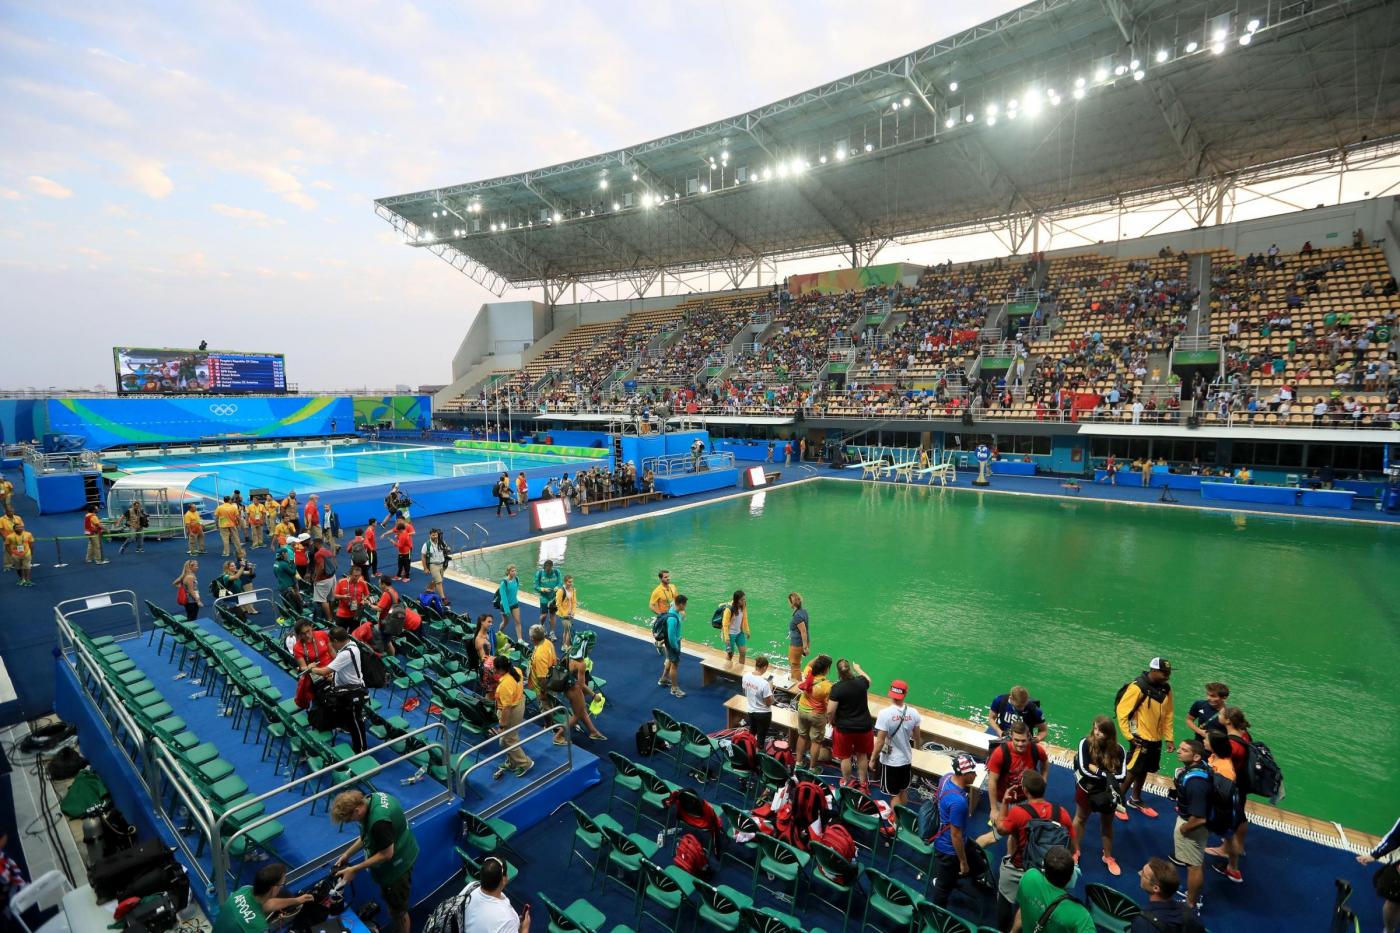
[1016,869,1094,933]
[212,886,268,933]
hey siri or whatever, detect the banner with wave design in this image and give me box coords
[352,395,431,429]
[47,396,352,449]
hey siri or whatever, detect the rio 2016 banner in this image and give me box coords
[353,395,432,429]
[47,396,353,450]
[786,262,903,297]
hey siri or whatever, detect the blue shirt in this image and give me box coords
[933,774,969,856]
[1175,768,1211,821]
[1187,699,1225,735]
[498,576,519,610]
[533,568,562,598]
[666,609,683,650]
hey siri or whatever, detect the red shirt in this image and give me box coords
[999,798,1075,869]
[333,578,369,619]
[988,742,1048,803]
[84,513,102,535]
[364,525,377,550]
[376,586,399,620]
[351,620,376,643]
[394,524,415,555]
[304,502,320,528]
[313,546,334,581]
[293,545,309,568]
[292,630,333,667]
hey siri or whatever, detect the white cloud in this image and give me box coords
[125,159,173,198]
[211,202,283,227]
[26,175,72,198]
[77,246,110,261]
[0,188,20,200]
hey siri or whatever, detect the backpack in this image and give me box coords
[764,737,795,770]
[546,657,573,693]
[673,833,710,878]
[651,611,672,644]
[711,603,728,629]
[729,730,758,770]
[1016,802,1072,870]
[352,646,389,689]
[1182,768,1240,835]
[636,721,659,757]
[917,795,942,842]
[382,603,407,638]
[1114,677,1149,723]
[1241,740,1284,799]
[348,537,369,563]
[818,824,856,865]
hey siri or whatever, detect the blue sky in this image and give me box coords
[0,0,1022,391]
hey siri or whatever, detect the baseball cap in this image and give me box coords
[951,753,978,776]
[888,679,909,700]
[1149,657,1172,674]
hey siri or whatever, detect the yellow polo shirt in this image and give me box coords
[214,502,239,529]
[530,639,557,684]
[247,502,266,525]
[649,582,677,614]
[496,672,524,709]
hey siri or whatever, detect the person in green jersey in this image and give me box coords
[332,790,420,933]
[533,559,563,637]
[1015,845,1095,932]
[211,863,310,933]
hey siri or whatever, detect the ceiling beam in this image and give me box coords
[741,113,868,253]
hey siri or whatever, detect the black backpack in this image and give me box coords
[1241,739,1284,799]
[382,603,408,638]
[1181,767,1240,834]
[636,721,659,757]
[651,611,672,644]
[1016,802,1072,870]
[710,603,728,629]
[348,537,369,563]
[546,657,574,693]
[344,645,388,689]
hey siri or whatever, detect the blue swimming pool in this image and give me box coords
[109,442,590,497]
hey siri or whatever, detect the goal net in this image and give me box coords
[288,443,335,472]
[452,459,508,478]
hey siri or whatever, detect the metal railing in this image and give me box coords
[1174,334,1219,353]
[213,722,451,899]
[642,450,735,476]
[17,444,101,474]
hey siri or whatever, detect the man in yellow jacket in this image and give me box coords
[1115,656,1174,818]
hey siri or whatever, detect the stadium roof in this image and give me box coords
[375,0,1400,296]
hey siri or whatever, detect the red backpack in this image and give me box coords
[764,737,795,770]
[730,730,758,770]
[818,824,856,863]
[673,833,710,877]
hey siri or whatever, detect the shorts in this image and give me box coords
[797,710,826,744]
[726,630,748,649]
[539,598,557,616]
[664,645,680,664]
[1173,816,1208,867]
[831,728,874,760]
[313,578,335,602]
[880,762,912,797]
[14,555,31,571]
[1125,739,1163,775]
[379,869,413,918]
[429,565,444,584]
[1076,783,1119,815]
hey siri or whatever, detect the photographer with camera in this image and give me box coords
[331,790,419,933]
[211,560,257,614]
[309,627,368,752]
[460,855,529,933]
[119,499,149,555]
[211,862,311,933]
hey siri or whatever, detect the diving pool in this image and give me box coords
[485,478,1400,833]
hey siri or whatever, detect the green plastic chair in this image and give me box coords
[599,825,660,903]
[717,741,756,804]
[460,809,521,861]
[888,803,937,893]
[1085,882,1142,932]
[650,708,684,768]
[717,802,761,872]
[755,752,790,798]
[538,891,607,933]
[638,857,695,932]
[566,802,622,888]
[808,840,861,932]
[675,722,717,781]
[837,784,884,855]
[689,878,751,932]
[636,768,678,835]
[860,867,918,933]
[751,832,809,905]
[738,906,803,933]
[912,900,976,933]
[606,751,648,818]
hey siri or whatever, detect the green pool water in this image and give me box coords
[485,479,1400,833]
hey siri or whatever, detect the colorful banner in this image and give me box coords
[353,395,432,429]
[786,262,903,296]
[47,395,352,449]
[0,400,51,445]
[453,439,602,460]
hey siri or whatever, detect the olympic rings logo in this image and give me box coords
[208,404,240,417]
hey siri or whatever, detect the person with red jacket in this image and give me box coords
[376,576,400,622]
[986,721,1050,825]
[363,521,379,577]
[303,494,320,535]
[987,769,1077,931]
[291,620,333,670]
[333,566,369,624]
[390,520,415,582]
[83,505,108,564]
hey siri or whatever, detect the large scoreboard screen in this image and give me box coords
[114,347,288,395]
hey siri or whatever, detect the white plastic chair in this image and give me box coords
[8,870,71,933]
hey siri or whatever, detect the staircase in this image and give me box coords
[1188,253,1213,335]
[1145,350,1173,387]
[611,434,623,469]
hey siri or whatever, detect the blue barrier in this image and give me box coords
[1092,470,1144,487]
[22,462,94,514]
[1299,489,1356,510]
[990,461,1036,476]
[1200,482,1296,505]
[1150,474,1204,491]
[654,468,738,497]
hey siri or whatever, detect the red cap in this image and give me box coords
[888,679,908,700]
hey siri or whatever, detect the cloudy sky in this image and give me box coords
[0,0,1027,392]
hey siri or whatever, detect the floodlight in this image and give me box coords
[1073,87,1085,99]
[790,158,804,174]
[1095,67,1108,81]
[1212,41,1225,54]
[700,184,708,193]
[1114,64,1127,76]
[1075,77,1086,89]
[1133,69,1145,80]
[891,101,900,110]
[902,96,911,107]
[949,81,958,91]
[777,163,788,178]
[1238,33,1251,45]
[1046,87,1057,97]
[631,172,639,181]
[986,115,997,126]
[1130,59,1140,70]
[1008,98,1019,109]
[1247,18,1260,32]
[721,150,729,159]
[945,117,955,128]
[1213,27,1227,41]
[1155,49,1169,63]
[762,168,771,179]
[599,179,608,190]
[986,103,998,117]
[835,148,846,160]
[819,154,827,164]
[864,142,874,151]
[1186,41,1198,52]
[965,113,974,123]
[552,212,561,222]
[612,202,620,210]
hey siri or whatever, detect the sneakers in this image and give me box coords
[427,704,443,715]
[402,696,421,713]
[492,765,509,780]
[553,734,570,746]
[1102,855,1121,876]
[656,679,671,688]
[1114,806,1130,822]
[1211,863,1243,883]
[1203,845,1229,859]
[513,760,534,777]
[1124,797,1159,818]
[670,686,687,698]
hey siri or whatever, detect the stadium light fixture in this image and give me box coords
[1094,67,1108,81]
[1212,40,1226,54]
[552,212,561,222]
[985,103,998,117]
[948,81,958,92]
[986,115,997,126]
[819,154,827,164]
[777,163,789,178]
[1185,40,1198,53]
[1133,69,1145,80]
[700,184,709,193]
[599,179,608,190]
[762,167,771,179]
[1130,59,1140,70]
[902,96,910,107]
[944,117,955,128]
[789,159,803,174]
[864,142,874,152]
[721,150,729,160]
[631,172,639,181]
[1238,33,1251,45]
[1074,77,1086,89]
[1007,109,1017,120]
[1114,64,1127,76]
[1213,27,1227,41]
[965,113,975,123]
[612,201,620,211]
[1247,18,1260,32]
[835,148,846,160]
[891,101,900,111]
[1155,49,1169,63]
[1072,87,1085,100]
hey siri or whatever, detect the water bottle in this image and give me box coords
[655,830,664,847]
